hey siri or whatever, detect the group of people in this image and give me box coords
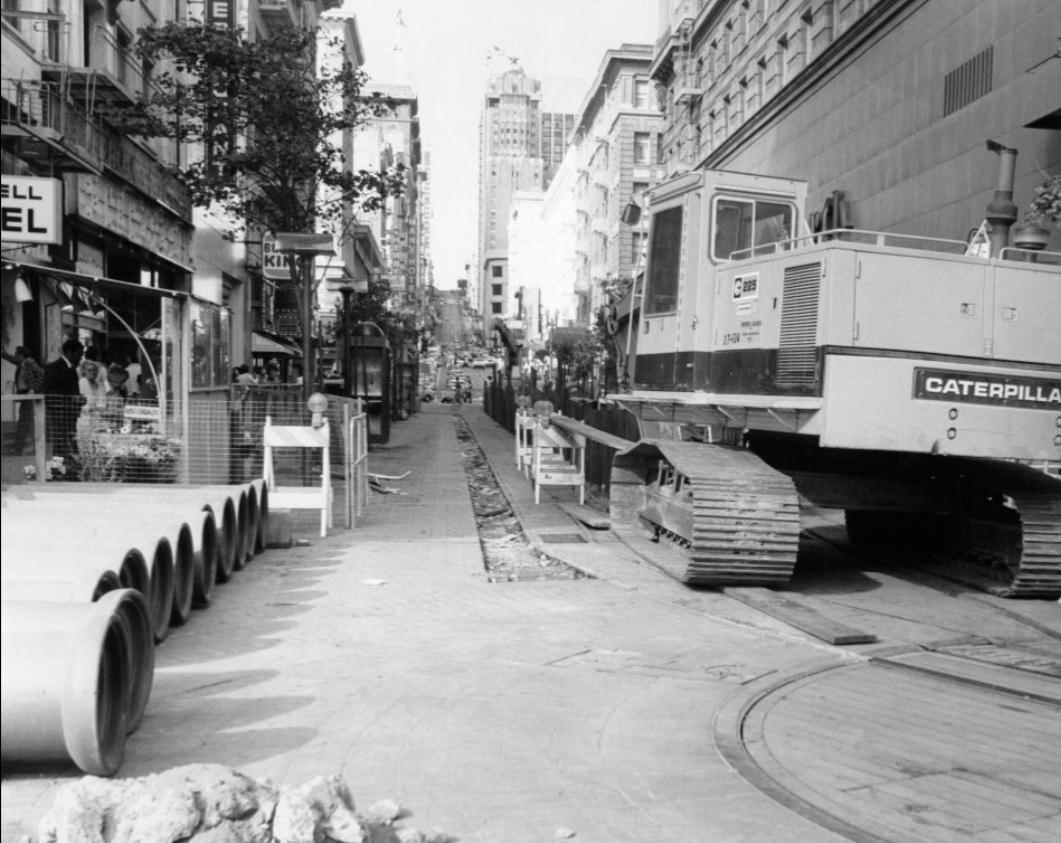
[16,338,147,462]
[233,360,303,386]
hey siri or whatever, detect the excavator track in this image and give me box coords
[1000,486,1061,598]
[613,441,801,587]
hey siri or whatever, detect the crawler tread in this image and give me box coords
[626,441,801,586]
[1004,489,1061,598]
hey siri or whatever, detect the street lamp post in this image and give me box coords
[338,284,354,397]
[274,232,336,401]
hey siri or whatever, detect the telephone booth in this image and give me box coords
[348,322,390,444]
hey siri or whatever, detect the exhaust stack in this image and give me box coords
[985,140,1018,258]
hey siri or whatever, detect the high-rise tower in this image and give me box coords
[477,67,573,321]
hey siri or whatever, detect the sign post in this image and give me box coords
[273,232,336,400]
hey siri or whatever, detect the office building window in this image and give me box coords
[633,78,651,108]
[633,132,650,164]
[492,302,502,314]
[492,283,502,296]
[492,265,503,278]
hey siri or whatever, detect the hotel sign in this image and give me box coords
[261,233,296,280]
[1,176,63,245]
[914,368,1061,409]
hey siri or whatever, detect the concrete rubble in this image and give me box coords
[30,764,452,843]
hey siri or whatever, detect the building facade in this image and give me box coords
[650,0,1060,244]
[570,44,666,323]
[353,83,422,311]
[2,0,200,412]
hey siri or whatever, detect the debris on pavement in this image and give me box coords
[31,764,452,843]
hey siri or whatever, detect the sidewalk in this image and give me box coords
[3,403,1058,842]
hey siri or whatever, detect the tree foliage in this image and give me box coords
[126,22,405,237]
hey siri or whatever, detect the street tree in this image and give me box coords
[128,21,405,236]
[115,21,408,389]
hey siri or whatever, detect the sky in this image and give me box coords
[340,0,659,289]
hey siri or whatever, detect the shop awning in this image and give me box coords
[252,331,300,357]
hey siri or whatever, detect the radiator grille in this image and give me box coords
[943,47,993,117]
[777,263,821,387]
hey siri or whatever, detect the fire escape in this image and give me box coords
[672,17,702,168]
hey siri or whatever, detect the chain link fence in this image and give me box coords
[2,387,368,528]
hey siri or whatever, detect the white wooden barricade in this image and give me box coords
[263,416,332,537]
[344,400,369,528]
[515,410,536,478]
[530,419,585,505]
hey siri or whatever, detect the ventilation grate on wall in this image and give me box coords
[777,262,821,388]
[943,47,993,117]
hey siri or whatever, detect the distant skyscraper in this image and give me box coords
[477,67,573,320]
[541,112,575,188]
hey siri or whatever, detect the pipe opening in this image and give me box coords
[169,525,196,627]
[193,511,219,608]
[91,571,122,602]
[211,500,238,583]
[150,539,174,644]
[233,493,250,572]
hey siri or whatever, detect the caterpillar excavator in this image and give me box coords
[605,151,1060,597]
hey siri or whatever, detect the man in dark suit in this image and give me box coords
[42,339,84,462]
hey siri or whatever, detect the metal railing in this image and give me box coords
[998,247,1061,265]
[1,78,106,167]
[729,228,970,261]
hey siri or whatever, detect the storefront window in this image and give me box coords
[189,300,232,390]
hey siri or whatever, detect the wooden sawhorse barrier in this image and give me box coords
[262,416,333,537]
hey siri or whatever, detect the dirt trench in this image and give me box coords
[453,414,588,583]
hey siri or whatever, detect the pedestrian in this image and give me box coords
[235,363,256,387]
[76,358,108,443]
[102,363,129,429]
[42,338,84,462]
[125,354,141,397]
[2,346,44,452]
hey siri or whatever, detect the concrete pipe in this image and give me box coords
[251,479,269,554]
[3,505,182,643]
[102,589,154,735]
[161,521,195,628]
[141,536,174,644]
[1,568,121,603]
[0,579,152,735]
[8,484,254,587]
[206,495,239,583]
[1,597,131,776]
[0,543,149,605]
[2,498,194,631]
[243,484,260,565]
[2,521,175,645]
[189,509,219,608]
[229,490,250,572]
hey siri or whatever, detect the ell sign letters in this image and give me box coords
[1,176,62,245]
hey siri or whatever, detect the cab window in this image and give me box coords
[644,206,682,314]
[712,197,794,260]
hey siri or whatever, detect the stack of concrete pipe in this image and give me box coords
[0,479,268,776]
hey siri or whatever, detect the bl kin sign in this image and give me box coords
[0,176,62,245]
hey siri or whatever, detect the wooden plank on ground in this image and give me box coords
[726,587,878,645]
[558,503,611,530]
[547,415,634,452]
